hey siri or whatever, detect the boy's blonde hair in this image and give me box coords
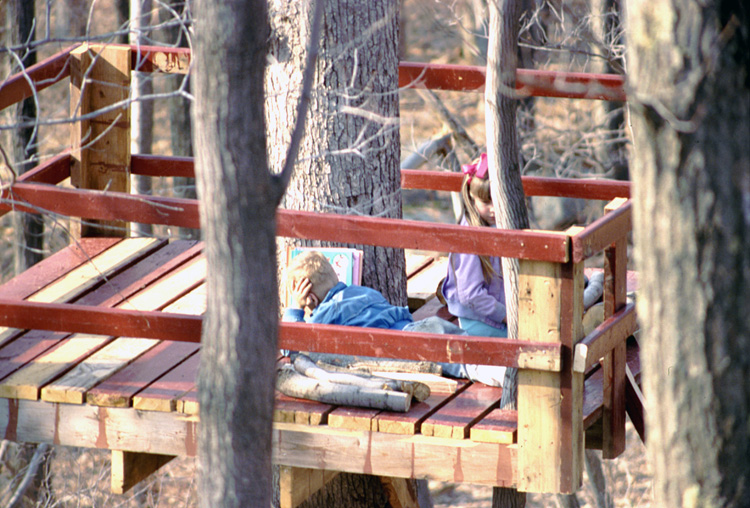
[286,250,339,300]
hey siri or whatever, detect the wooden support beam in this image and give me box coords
[517,257,584,494]
[601,198,628,459]
[278,466,339,508]
[69,43,131,237]
[111,450,175,494]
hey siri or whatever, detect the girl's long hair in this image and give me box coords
[459,174,497,282]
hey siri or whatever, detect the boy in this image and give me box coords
[283,250,506,386]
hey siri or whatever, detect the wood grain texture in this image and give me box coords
[421,383,503,439]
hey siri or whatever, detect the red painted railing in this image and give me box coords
[0,44,625,112]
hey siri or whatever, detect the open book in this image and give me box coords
[286,246,364,305]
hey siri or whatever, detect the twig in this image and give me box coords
[5,443,50,508]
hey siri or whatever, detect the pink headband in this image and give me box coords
[461,153,489,185]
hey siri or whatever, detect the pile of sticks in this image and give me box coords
[276,353,433,413]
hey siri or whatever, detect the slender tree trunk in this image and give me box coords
[160,1,198,239]
[485,0,530,506]
[192,1,283,506]
[626,1,750,506]
[130,0,154,237]
[12,0,42,273]
[59,0,89,38]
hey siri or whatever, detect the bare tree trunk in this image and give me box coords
[130,0,154,237]
[115,0,129,43]
[267,0,407,305]
[485,0,530,506]
[267,1,423,505]
[12,0,43,273]
[192,1,284,506]
[626,1,750,506]
[160,0,198,239]
[58,0,89,38]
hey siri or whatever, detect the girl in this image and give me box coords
[441,152,508,338]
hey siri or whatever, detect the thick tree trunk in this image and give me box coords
[626,1,750,506]
[192,1,283,506]
[267,2,421,505]
[267,0,406,305]
[485,1,530,506]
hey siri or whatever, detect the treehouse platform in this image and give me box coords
[0,236,641,494]
[0,43,642,504]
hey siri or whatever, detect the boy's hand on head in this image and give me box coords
[291,277,317,310]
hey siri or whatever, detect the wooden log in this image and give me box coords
[307,352,442,375]
[293,355,430,402]
[276,366,412,413]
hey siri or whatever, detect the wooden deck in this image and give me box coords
[0,237,640,489]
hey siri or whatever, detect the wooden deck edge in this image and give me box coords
[0,398,517,487]
[272,422,517,487]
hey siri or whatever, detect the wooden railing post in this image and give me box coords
[69,43,131,238]
[602,198,628,458]
[516,252,584,494]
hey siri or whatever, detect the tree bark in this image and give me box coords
[267,0,406,305]
[12,0,42,274]
[130,0,154,237]
[192,1,284,506]
[160,1,198,239]
[485,0,530,506]
[267,1,422,505]
[626,1,750,506]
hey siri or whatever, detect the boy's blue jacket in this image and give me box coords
[282,282,413,329]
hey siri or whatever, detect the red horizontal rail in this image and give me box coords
[398,61,626,101]
[276,209,569,262]
[2,182,200,228]
[0,152,72,220]
[130,155,630,200]
[401,169,630,200]
[130,44,191,74]
[0,299,560,370]
[131,154,194,177]
[571,200,632,262]
[1,45,626,114]
[0,45,77,111]
[2,182,569,261]
[574,302,637,373]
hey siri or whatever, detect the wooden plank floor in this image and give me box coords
[0,238,635,485]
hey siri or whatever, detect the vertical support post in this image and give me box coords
[602,198,628,458]
[70,43,131,238]
[516,253,584,494]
